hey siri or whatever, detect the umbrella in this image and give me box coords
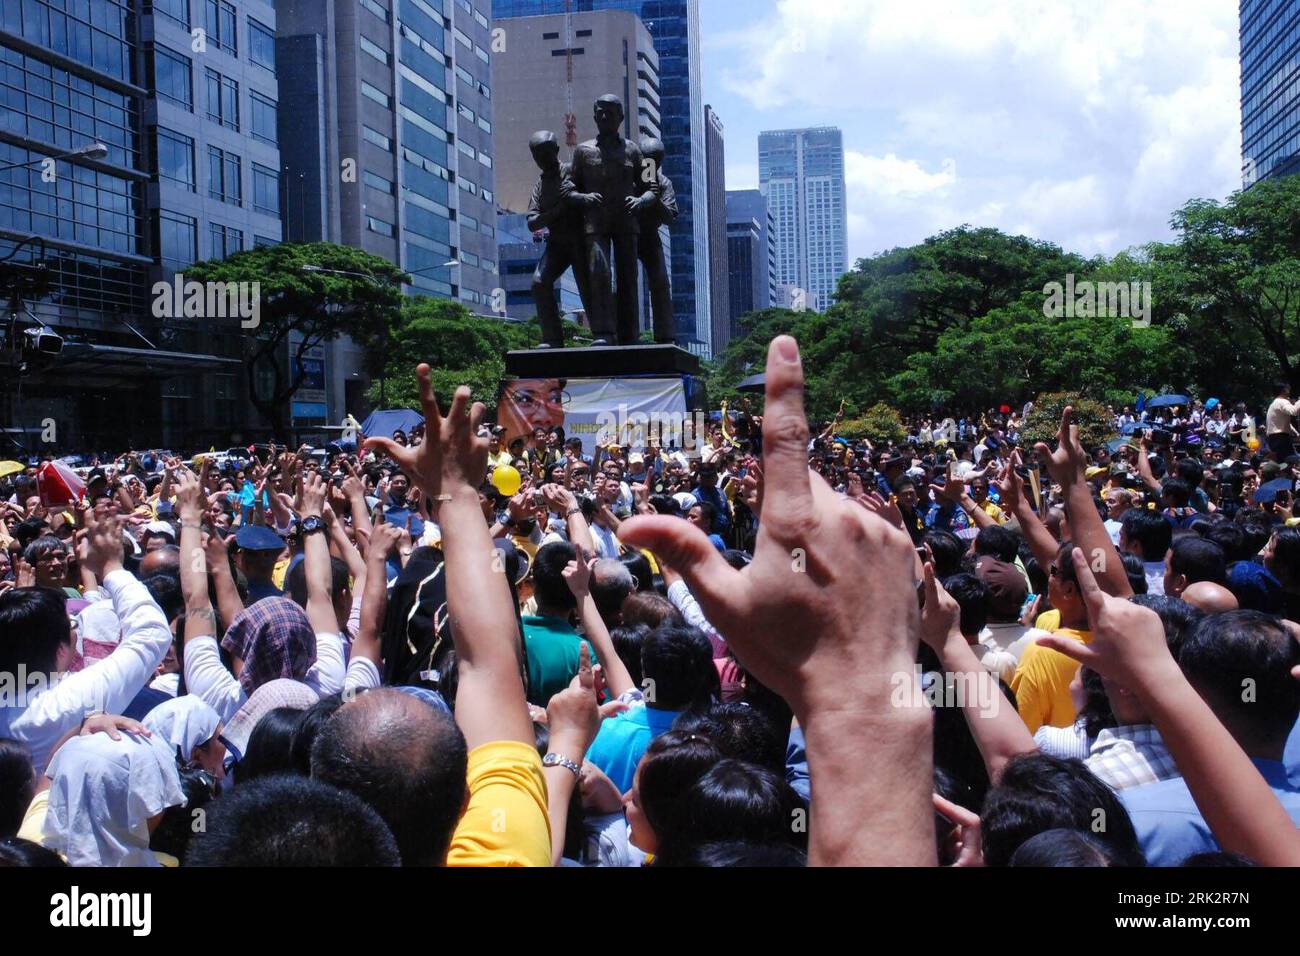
[1117,421,1144,435]
[0,460,24,478]
[735,373,766,394]
[1145,394,1189,409]
[1254,478,1294,505]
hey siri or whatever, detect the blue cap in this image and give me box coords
[234,525,286,551]
[1227,561,1284,615]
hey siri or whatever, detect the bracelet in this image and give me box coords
[565,507,582,518]
[430,494,454,502]
[180,521,203,531]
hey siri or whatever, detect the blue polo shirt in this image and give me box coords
[1120,758,1300,865]
[585,704,681,794]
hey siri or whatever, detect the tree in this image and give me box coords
[1165,175,1300,395]
[1021,392,1113,451]
[184,242,404,441]
[838,403,906,445]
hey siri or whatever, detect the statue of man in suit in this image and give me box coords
[635,137,677,344]
[526,130,592,348]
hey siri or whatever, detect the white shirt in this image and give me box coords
[0,570,173,773]
[1143,561,1166,596]
[590,521,621,559]
[183,629,348,723]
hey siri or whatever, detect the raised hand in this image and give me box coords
[1034,405,1087,488]
[80,506,125,581]
[562,554,596,599]
[174,467,207,521]
[361,366,488,500]
[857,491,905,534]
[299,470,327,518]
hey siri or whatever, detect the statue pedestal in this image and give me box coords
[504,344,700,379]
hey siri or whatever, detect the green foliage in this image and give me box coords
[1021,392,1114,451]
[838,403,906,445]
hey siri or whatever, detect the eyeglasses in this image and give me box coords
[507,387,571,411]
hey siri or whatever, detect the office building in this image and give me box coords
[1241,0,1300,184]
[495,0,710,353]
[726,188,775,340]
[276,0,498,422]
[492,7,665,336]
[759,126,847,312]
[1,0,282,449]
[704,104,728,353]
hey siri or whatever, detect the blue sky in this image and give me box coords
[699,0,1242,265]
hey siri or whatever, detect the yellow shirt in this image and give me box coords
[1033,609,1061,632]
[1011,627,1091,733]
[445,740,551,867]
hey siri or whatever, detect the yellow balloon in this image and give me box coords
[1247,438,1261,451]
[491,464,522,497]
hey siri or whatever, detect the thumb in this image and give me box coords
[617,515,745,624]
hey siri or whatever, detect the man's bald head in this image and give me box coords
[310,688,467,866]
[139,544,180,578]
[1180,581,1239,615]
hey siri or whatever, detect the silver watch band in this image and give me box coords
[543,753,581,777]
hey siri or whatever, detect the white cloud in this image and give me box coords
[711,0,1241,261]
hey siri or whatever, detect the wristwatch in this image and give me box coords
[542,752,581,777]
[300,515,326,535]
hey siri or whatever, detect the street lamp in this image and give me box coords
[0,141,109,173]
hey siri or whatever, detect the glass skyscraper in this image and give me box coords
[759,127,847,313]
[1241,0,1300,185]
[1,0,280,449]
[493,0,710,354]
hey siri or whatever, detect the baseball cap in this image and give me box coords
[976,557,1029,620]
[143,520,176,541]
[627,452,645,465]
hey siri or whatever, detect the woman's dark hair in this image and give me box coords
[0,836,68,867]
[1268,527,1300,589]
[655,759,806,866]
[673,703,785,773]
[923,530,964,579]
[0,738,36,838]
[672,840,806,867]
[1008,828,1142,867]
[150,765,218,859]
[637,731,722,847]
[290,694,348,776]
[236,707,306,782]
[618,549,656,593]
[1077,667,1117,740]
[981,753,1144,867]
[1129,593,1205,657]
[1119,552,1148,595]
[610,623,650,687]
[974,524,1020,564]
[1179,851,1258,867]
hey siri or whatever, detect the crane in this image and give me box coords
[563,0,577,146]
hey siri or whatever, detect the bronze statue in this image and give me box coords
[526,130,592,349]
[568,95,658,345]
[635,137,677,344]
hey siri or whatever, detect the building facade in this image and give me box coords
[725,188,774,341]
[704,103,728,353]
[1241,0,1300,184]
[758,126,847,313]
[276,0,498,424]
[1,0,281,451]
[494,0,709,354]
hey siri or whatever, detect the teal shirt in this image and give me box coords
[522,614,598,706]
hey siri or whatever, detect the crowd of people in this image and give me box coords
[2,335,1300,868]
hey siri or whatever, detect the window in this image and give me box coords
[252,163,279,215]
[250,92,277,144]
[474,10,489,29]
[367,216,395,237]
[361,0,389,21]
[155,128,195,190]
[551,48,584,57]
[477,152,491,168]
[454,28,472,49]
[205,69,239,129]
[460,213,478,231]
[362,82,391,107]
[152,0,190,29]
[363,125,393,151]
[204,0,237,54]
[153,46,193,111]
[461,251,479,267]
[474,45,488,63]
[454,64,473,86]
[458,103,475,122]
[457,140,475,159]
[210,223,243,258]
[481,187,493,203]
[477,116,491,134]
[361,35,390,64]
[576,29,592,38]
[364,170,394,194]
[250,18,276,72]
[159,211,197,271]
[542,31,559,40]
[208,146,242,204]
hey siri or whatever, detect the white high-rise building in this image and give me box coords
[758,127,848,312]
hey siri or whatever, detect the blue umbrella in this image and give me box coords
[1118,421,1143,435]
[1145,394,1189,409]
[1255,478,1294,504]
